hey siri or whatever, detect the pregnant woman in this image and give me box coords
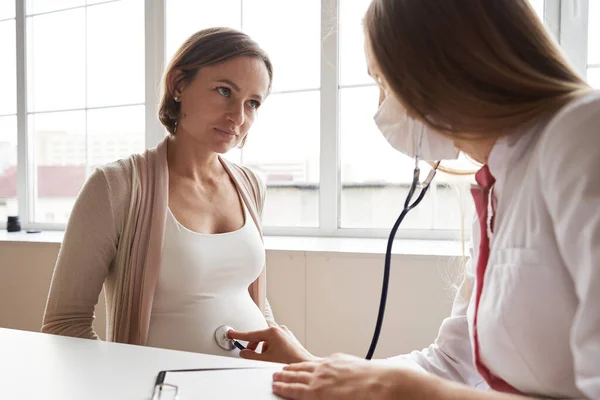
[42,27,277,357]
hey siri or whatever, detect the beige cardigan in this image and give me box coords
[42,137,275,345]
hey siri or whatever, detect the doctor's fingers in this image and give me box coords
[227,328,272,342]
[246,341,260,351]
[273,371,313,385]
[283,361,319,373]
[272,382,309,400]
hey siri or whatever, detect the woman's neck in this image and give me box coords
[166,134,224,184]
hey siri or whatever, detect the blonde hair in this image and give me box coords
[158,27,273,147]
[364,0,591,141]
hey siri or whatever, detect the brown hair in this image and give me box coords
[158,27,273,141]
[364,0,591,140]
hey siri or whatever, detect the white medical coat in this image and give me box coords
[392,91,600,399]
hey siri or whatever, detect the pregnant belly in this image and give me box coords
[147,292,269,357]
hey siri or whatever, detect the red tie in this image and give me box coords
[470,165,522,394]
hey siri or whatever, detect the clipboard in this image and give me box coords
[153,366,283,399]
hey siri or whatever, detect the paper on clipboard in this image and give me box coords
[157,367,283,399]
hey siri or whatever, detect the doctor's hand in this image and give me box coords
[227,326,317,365]
[272,353,437,400]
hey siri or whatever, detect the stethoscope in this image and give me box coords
[365,132,440,359]
[214,324,247,351]
[214,133,439,359]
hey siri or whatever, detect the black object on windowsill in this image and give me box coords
[7,216,21,232]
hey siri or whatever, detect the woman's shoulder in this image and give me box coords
[219,158,267,221]
[221,158,267,197]
[90,146,160,210]
[536,90,600,191]
[94,143,162,190]
[541,90,600,150]
[94,157,135,194]
[240,165,267,194]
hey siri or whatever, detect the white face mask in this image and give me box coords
[373,94,459,161]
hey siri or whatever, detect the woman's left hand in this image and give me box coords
[272,353,435,400]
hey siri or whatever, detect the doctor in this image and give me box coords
[228,0,600,398]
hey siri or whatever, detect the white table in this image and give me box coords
[0,327,283,399]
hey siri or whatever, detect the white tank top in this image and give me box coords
[146,200,268,357]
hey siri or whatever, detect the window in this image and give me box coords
[0,6,17,223]
[339,0,433,230]
[588,0,600,88]
[24,0,145,224]
[339,0,462,231]
[4,0,598,238]
[336,0,545,232]
[530,0,545,20]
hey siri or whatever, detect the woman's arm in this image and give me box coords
[387,234,487,389]
[271,354,531,400]
[41,168,120,339]
[539,95,600,398]
[386,368,537,400]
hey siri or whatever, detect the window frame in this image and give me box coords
[5,0,592,239]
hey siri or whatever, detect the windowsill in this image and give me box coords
[0,230,66,244]
[263,235,463,257]
[0,229,463,257]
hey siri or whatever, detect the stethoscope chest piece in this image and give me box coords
[214,324,236,351]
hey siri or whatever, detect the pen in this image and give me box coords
[232,339,246,351]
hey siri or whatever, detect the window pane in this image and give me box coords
[588,0,600,64]
[242,0,320,92]
[340,1,546,88]
[0,1,15,19]
[221,147,242,165]
[529,0,544,21]
[166,0,241,61]
[242,91,320,227]
[87,0,144,107]
[31,111,86,224]
[340,86,435,229]
[0,20,16,115]
[432,170,476,231]
[26,0,85,16]
[339,0,372,87]
[587,68,600,89]
[27,9,86,112]
[0,116,18,222]
[87,106,145,168]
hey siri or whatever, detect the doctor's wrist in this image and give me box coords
[295,351,320,364]
[385,365,446,399]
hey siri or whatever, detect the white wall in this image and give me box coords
[0,241,459,359]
